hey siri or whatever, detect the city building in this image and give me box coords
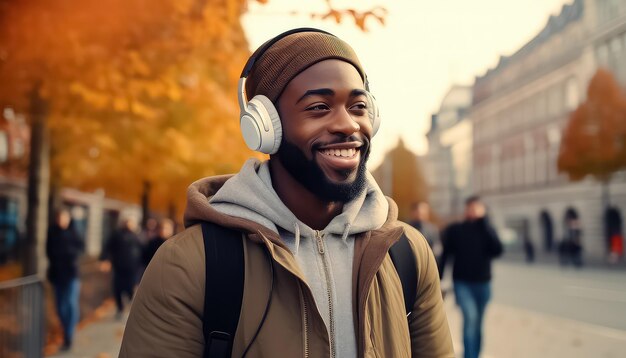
[470,0,626,263]
[425,85,473,221]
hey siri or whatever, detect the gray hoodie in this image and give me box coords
[209,159,389,358]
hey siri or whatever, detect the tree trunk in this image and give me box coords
[23,84,50,276]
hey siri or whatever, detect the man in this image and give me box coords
[559,217,583,267]
[46,209,84,351]
[99,216,142,318]
[438,196,503,358]
[142,218,174,266]
[121,28,453,357]
[409,201,440,253]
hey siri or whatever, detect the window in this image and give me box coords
[611,36,622,55]
[548,86,562,117]
[0,132,7,163]
[547,124,561,148]
[502,159,513,189]
[565,78,580,111]
[525,150,535,186]
[522,99,532,124]
[0,197,19,264]
[537,94,547,121]
[490,145,500,191]
[548,146,560,182]
[536,149,548,184]
[524,135,535,186]
[514,155,525,187]
[597,44,609,66]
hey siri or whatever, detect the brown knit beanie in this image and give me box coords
[245,31,366,104]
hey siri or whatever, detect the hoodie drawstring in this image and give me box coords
[340,223,351,243]
[293,222,301,254]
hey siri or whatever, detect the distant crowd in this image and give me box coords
[45,210,174,351]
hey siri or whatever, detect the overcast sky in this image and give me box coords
[242,0,572,168]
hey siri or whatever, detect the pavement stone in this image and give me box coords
[445,297,626,358]
[47,305,126,358]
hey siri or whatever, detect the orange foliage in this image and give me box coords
[0,0,258,212]
[558,69,626,183]
[314,5,387,31]
[289,0,388,31]
[0,0,384,214]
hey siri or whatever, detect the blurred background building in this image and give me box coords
[423,0,626,263]
[425,85,473,221]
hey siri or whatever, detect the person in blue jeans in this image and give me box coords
[46,209,84,351]
[439,196,503,358]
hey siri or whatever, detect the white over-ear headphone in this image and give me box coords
[238,28,381,154]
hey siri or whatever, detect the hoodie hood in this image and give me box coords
[184,158,389,246]
[211,159,388,247]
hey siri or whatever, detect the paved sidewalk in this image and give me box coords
[47,304,126,358]
[445,298,626,358]
[45,290,626,357]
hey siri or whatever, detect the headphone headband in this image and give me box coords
[237,28,380,154]
[240,28,337,79]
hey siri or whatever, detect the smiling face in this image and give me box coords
[275,59,373,202]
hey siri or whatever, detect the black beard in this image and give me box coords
[275,136,370,203]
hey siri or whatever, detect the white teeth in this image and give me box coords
[321,148,357,158]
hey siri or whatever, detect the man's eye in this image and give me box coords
[306,104,329,111]
[350,102,368,111]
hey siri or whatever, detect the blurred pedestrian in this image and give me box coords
[99,216,142,319]
[522,221,535,263]
[139,217,158,245]
[439,195,503,358]
[46,208,84,351]
[142,218,174,267]
[409,201,441,254]
[559,218,583,267]
[609,233,624,264]
[523,236,535,263]
[136,216,158,281]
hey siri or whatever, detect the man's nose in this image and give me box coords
[329,107,360,136]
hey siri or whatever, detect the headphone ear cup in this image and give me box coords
[246,95,282,154]
[366,92,381,136]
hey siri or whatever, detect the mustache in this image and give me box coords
[312,135,368,150]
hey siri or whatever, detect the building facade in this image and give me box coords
[425,85,473,221]
[470,0,626,263]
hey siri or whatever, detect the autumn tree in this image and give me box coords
[0,0,387,274]
[0,0,259,274]
[372,139,428,221]
[558,68,626,211]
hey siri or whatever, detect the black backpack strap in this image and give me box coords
[389,232,418,317]
[201,222,245,358]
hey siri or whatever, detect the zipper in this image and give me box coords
[315,230,336,358]
[300,283,310,358]
[259,233,311,358]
